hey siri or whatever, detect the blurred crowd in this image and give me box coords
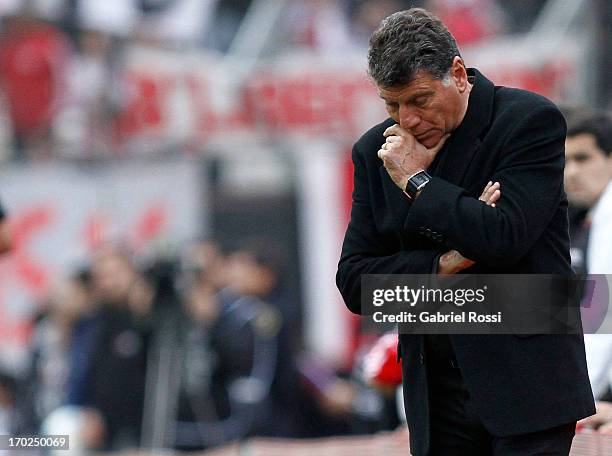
[0,238,402,452]
[0,0,545,162]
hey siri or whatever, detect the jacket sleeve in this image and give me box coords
[403,104,566,267]
[336,140,440,314]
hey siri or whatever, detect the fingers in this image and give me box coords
[577,416,598,428]
[383,124,409,138]
[579,402,612,431]
[580,415,610,430]
[439,249,475,275]
[385,135,402,144]
[378,134,407,160]
[377,145,392,161]
[479,181,501,207]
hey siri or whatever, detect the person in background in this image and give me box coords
[78,246,154,451]
[564,110,612,277]
[174,240,283,449]
[28,274,91,423]
[224,239,303,437]
[0,8,70,161]
[563,111,612,434]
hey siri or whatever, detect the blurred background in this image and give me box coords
[0,0,610,454]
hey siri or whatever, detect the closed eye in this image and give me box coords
[413,96,429,107]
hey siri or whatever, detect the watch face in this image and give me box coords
[412,174,429,187]
[406,171,431,196]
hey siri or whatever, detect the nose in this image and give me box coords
[399,104,421,130]
[565,158,578,180]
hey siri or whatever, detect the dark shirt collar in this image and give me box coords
[428,68,496,185]
[453,68,495,141]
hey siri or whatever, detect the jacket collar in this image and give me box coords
[453,68,495,145]
[434,68,495,185]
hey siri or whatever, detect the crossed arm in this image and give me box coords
[377,123,503,274]
[337,138,501,313]
[378,105,565,266]
[439,180,500,274]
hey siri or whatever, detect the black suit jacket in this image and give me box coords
[336,69,594,455]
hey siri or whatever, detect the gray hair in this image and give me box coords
[368,8,461,87]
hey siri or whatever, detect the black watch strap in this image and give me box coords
[404,170,432,200]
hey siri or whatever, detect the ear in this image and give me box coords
[450,56,468,93]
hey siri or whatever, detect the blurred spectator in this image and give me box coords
[0,9,70,160]
[54,28,120,159]
[565,110,612,276]
[28,274,90,422]
[564,110,612,402]
[183,239,228,292]
[175,241,282,448]
[25,268,106,449]
[296,350,393,437]
[225,239,302,437]
[25,268,103,452]
[78,246,154,450]
[51,270,97,406]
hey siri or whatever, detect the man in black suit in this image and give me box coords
[336,8,595,456]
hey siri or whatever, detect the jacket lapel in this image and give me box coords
[436,69,495,186]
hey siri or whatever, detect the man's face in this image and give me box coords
[565,133,612,208]
[377,67,466,148]
[226,252,276,297]
[91,249,137,304]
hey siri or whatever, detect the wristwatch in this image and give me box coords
[404,170,432,200]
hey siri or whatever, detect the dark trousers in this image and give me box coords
[425,342,576,455]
